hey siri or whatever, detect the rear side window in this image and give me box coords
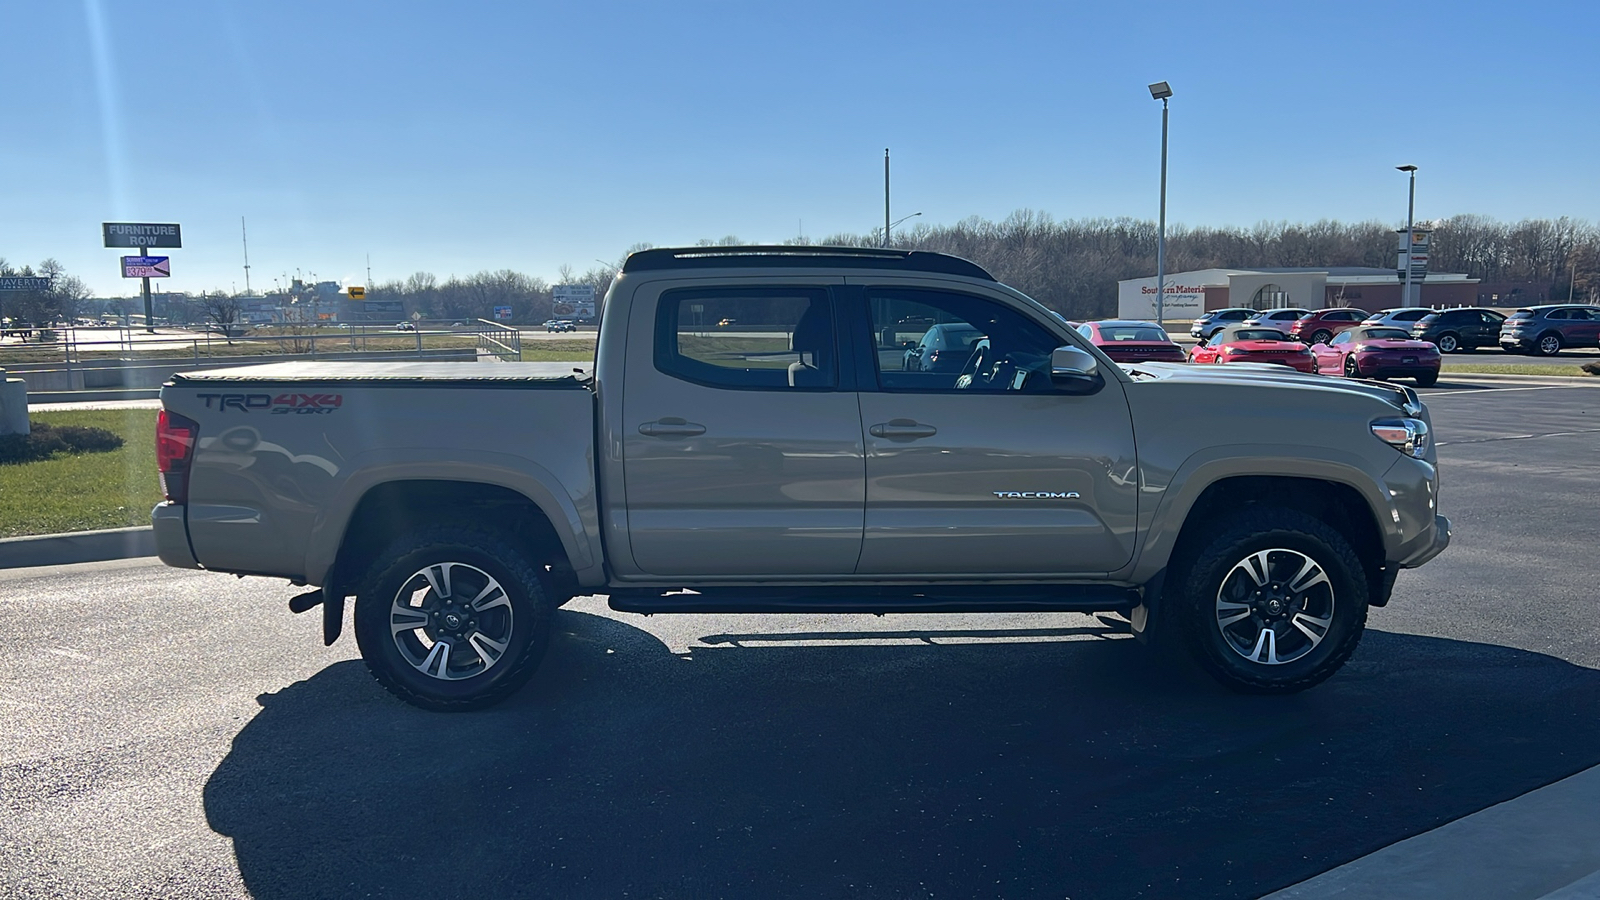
[654,287,837,390]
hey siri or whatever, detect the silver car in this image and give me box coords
[902,322,985,372]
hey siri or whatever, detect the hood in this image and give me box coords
[1119,361,1423,414]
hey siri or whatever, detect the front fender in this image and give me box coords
[1119,442,1396,584]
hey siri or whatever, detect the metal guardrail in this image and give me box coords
[0,324,493,369]
[472,319,522,361]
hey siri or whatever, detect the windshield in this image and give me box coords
[1229,329,1291,342]
[1098,325,1169,342]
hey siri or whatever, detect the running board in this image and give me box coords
[606,585,1139,615]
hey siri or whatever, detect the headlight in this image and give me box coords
[1371,417,1430,458]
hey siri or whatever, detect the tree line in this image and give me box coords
[6,214,1596,328]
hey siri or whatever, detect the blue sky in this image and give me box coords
[4,0,1597,296]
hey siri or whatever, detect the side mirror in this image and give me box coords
[1051,345,1103,394]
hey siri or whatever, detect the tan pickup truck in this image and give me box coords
[152,246,1449,710]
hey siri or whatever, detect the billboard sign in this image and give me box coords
[552,284,596,319]
[0,276,51,291]
[493,305,513,321]
[121,256,171,278]
[1119,279,1205,320]
[103,222,182,248]
[1396,229,1430,282]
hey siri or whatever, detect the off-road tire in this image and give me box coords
[354,524,554,711]
[1170,508,1369,694]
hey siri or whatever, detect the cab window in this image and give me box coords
[654,287,837,390]
[868,289,1061,393]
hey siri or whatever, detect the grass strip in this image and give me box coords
[1440,362,1590,376]
[0,409,161,538]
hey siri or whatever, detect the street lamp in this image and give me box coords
[1397,165,1418,306]
[1149,81,1173,329]
[878,212,922,247]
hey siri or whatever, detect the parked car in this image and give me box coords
[1241,308,1312,331]
[1410,307,1506,353]
[546,319,577,333]
[1189,308,1255,340]
[1311,326,1440,386]
[1188,325,1317,373]
[903,322,985,372]
[1498,305,1600,356]
[1076,320,1185,363]
[1287,308,1369,345]
[151,244,1448,708]
[1362,308,1434,329]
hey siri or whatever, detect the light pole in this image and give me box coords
[878,212,922,247]
[1397,165,1418,307]
[1149,82,1172,329]
[884,148,891,248]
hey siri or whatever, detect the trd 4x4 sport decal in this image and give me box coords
[195,393,343,414]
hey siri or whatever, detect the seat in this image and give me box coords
[787,302,833,388]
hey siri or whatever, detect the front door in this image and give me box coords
[853,285,1139,577]
[619,280,865,578]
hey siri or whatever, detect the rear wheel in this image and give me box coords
[1537,333,1563,356]
[1436,333,1460,353]
[1415,371,1439,387]
[353,525,554,711]
[1171,508,1369,694]
[1310,329,1333,345]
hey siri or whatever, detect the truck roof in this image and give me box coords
[171,361,589,388]
[622,245,995,280]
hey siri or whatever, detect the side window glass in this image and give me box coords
[868,289,1061,393]
[655,287,836,390]
[1483,312,1502,325]
[1330,332,1350,345]
[1548,309,1570,320]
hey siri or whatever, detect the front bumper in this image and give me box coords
[1402,515,1452,568]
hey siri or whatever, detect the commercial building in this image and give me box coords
[1117,267,1480,322]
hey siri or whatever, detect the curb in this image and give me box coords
[1437,372,1599,384]
[0,526,156,570]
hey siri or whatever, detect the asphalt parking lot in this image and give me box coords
[3,379,1599,899]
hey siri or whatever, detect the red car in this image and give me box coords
[1188,325,1317,373]
[1311,325,1440,386]
[1287,308,1369,345]
[1076,320,1185,363]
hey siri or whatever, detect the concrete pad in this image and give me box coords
[1263,764,1600,900]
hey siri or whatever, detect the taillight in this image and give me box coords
[156,409,199,503]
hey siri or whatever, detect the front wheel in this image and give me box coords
[353,525,554,711]
[1172,508,1369,694]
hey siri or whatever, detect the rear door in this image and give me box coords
[1566,308,1600,347]
[850,283,1139,576]
[618,278,865,578]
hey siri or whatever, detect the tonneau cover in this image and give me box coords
[171,361,590,388]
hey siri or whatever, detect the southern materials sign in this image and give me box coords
[102,222,182,249]
[121,256,171,278]
[552,284,596,319]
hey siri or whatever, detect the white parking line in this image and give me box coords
[1426,385,1584,396]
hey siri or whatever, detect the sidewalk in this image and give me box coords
[1263,764,1600,899]
[0,526,154,569]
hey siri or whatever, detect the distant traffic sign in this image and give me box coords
[102,222,182,249]
[347,286,366,300]
[0,276,51,291]
[121,256,171,278]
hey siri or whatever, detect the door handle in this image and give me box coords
[638,418,706,438]
[869,419,937,440]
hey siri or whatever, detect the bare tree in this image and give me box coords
[201,293,245,343]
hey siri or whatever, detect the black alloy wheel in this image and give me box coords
[1343,355,1360,378]
[1311,330,1333,345]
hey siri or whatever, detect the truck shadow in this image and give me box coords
[204,610,1600,900]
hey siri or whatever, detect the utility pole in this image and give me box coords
[241,217,252,295]
[367,253,372,287]
[884,148,891,248]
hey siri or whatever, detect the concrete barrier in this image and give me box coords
[0,370,28,434]
[0,526,156,569]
